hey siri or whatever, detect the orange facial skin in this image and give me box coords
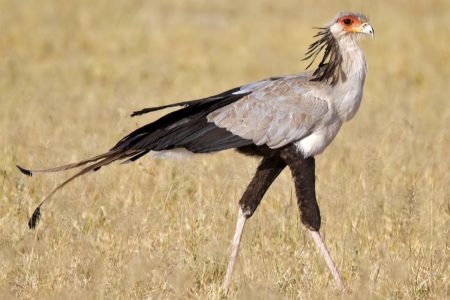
[338,15,364,32]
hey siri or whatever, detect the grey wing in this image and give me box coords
[207,84,329,149]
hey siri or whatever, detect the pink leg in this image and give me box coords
[222,208,247,292]
[309,230,345,290]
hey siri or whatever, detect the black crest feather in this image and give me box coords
[303,27,343,85]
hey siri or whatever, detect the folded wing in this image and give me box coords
[207,78,329,149]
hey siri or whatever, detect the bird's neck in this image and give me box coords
[332,36,367,121]
[337,36,367,84]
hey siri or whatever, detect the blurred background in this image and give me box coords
[0,0,448,298]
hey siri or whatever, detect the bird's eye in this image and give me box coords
[343,18,353,25]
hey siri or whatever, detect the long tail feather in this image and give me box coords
[27,150,134,229]
[16,151,119,177]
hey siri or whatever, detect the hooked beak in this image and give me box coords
[359,22,374,38]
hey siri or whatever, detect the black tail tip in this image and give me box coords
[17,165,32,177]
[28,207,41,229]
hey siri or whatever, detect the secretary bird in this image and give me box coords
[18,12,373,291]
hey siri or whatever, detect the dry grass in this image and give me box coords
[1,0,449,299]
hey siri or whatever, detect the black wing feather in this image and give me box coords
[111,90,253,154]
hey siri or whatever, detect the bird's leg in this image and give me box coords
[280,146,344,290]
[309,230,344,289]
[222,156,286,292]
[222,207,246,292]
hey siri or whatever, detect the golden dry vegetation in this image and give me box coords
[0,0,449,299]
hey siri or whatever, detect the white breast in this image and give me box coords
[295,120,342,157]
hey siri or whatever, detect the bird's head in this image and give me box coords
[304,12,373,85]
[328,12,374,39]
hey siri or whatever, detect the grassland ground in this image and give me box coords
[0,0,449,299]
